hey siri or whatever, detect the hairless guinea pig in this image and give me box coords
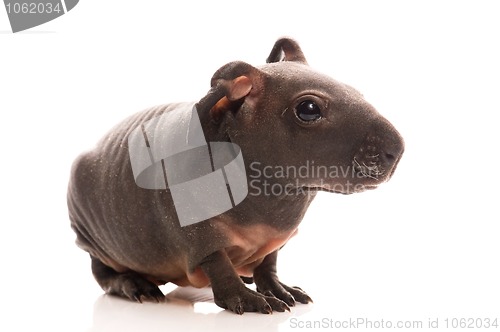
[68,38,404,314]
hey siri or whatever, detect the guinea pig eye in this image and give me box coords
[295,100,322,122]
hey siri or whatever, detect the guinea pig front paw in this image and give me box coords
[278,283,313,305]
[213,285,290,315]
[255,277,313,306]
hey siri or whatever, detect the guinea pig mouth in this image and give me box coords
[353,157,386,181]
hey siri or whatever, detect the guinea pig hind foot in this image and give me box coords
[91,256,165,303]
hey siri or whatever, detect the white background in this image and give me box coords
[1,1,499,331]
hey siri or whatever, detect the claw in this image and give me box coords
[297,294,313,304]
[266,297,290,312]
[284,294,296,307]
[234,302,244,315]
[260,303,273,314]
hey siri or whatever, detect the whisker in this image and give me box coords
[353,157,385,179]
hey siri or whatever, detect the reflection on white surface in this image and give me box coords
[89,286,312,332]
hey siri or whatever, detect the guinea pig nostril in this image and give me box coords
[385,153,395,161]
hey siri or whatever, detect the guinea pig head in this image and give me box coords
[201,38,404,195]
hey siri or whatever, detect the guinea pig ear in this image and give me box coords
[266,38,308,64]
[197,61,266,121]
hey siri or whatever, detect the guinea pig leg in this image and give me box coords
[200,250,290,314]
[253,250,313,305]
[90,256,164,303]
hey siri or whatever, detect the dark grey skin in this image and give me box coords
[68,38,404,315]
